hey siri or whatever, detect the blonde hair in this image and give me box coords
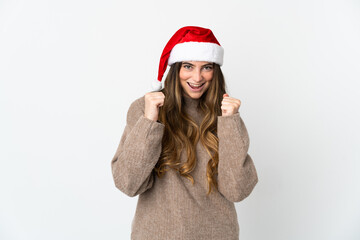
[154,62,227,195]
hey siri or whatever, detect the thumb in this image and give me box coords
[223,93,229,98]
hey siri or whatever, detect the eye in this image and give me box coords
[202,65,213,71]
[183,64,192,70]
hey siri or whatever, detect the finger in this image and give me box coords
[222,98,241,105]
[150,94,165,100]
[221,101,231,105]
[148,91,164,96]
[222,99,238,105]
[221,105,230,110]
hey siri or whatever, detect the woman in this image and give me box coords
[111,26,258,240]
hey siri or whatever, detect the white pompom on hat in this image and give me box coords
[152,26,224,91]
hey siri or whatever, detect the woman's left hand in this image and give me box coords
[221,93,241,116]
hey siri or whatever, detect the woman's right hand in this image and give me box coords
[144,91,165,122]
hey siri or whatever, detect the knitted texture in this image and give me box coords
[111,94,258,240]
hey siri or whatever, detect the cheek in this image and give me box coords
[205,72,214,81]
[179,70,189,81]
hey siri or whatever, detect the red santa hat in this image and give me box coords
[152,26,224,91]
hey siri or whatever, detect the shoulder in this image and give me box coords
[126,95,146,125]
[129,95,145,111]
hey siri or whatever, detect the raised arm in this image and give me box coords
[111,97,165,197]
[216,112,258,202]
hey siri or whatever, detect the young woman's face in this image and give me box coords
[179,61,214,99]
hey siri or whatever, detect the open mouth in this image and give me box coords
[187,82,205,90]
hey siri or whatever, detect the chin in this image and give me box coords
[187,93,202,99]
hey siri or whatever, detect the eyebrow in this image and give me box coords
[182,62,213,67]
[182,62,194,66]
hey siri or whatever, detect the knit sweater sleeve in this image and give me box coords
[217,112,258,202]
[111,97,165,197]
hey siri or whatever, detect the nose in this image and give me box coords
[192,68,203,83]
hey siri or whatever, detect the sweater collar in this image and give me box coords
[183,94,200,109]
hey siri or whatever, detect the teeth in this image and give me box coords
[189,83,203,87]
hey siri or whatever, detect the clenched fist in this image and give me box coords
[221,93,241,116]
[144,92,165,122]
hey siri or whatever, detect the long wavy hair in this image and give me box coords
[153,62,227,195]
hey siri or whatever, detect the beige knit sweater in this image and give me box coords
[111,94,258,240]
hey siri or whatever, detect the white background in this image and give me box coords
[1,0,359,239]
